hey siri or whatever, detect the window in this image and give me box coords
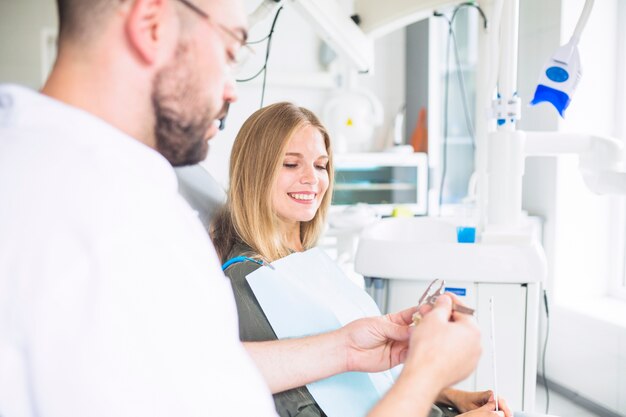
[611,1,626,301]
[41,28,57,85]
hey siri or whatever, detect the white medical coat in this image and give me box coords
[0,84,277,417]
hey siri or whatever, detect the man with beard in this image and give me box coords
[0,1,483,416]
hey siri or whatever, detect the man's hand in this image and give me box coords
[405,294,482,388]
[340,306,419,373]
[366,294,482,417]
[244,305,422,393]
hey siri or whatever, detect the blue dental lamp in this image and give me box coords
[530,0,595,117]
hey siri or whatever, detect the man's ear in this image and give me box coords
[125,0,173,64]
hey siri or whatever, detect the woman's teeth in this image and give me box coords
[289,193,315,201]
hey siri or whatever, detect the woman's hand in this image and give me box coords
[441,388,512,417]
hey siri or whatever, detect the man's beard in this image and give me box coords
[151,44,215,167]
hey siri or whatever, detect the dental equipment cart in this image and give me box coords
[355,216,547,413]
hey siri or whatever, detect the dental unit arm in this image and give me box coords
[248,0,374,72]
[525,132,626,195]
[249,0,459,73]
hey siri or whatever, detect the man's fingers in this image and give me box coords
[387,305,419,326]
[429,293,453,321]
[389,290,474,325]
[417,303,434,316]
[409,294,454,325]
[400,346,409,362]
[446,291,464,305]
[378,320,411,342]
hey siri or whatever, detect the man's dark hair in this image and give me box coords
[56,0,120,41]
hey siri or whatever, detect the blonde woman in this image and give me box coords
[213,103,332,263]
[211,102,509,417]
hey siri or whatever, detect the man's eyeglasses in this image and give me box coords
[175,0,253,72]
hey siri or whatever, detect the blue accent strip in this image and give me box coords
[222,256,265,271]
[530,84,571,117]
[445,287,467,297]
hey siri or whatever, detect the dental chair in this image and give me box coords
[174,165,226,229]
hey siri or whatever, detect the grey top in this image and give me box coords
[223,243,326,417]
[174,165,226,230]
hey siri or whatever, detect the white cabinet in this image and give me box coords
[356,217,546,412]
[380,279,540,412]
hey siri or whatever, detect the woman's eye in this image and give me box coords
[315,165,328,170]
[283,163,297,168]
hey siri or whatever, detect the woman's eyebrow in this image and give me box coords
[284,153,329,159]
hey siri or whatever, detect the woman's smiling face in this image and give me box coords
[271,124,330,227]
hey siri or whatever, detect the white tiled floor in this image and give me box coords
[534,384,602,417]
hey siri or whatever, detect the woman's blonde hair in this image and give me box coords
[212,102,334,263]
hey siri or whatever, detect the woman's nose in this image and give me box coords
[300,165,318,185]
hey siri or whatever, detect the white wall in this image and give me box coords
[202,0,406,188]
[201,2,335,188]
[519,0,626,414]
[0,0,57,88]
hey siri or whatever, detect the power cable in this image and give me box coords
[236,6,284,108]
[434,2,487,208]
[542,289,551,414]
[438,14,453,209]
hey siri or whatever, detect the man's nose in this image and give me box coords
[224,77,238,104]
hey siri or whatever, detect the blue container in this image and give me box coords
[456,226,476,244]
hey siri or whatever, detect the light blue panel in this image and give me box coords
[307,372,381,417]
[247,249,394,417]
[247,261,342,337]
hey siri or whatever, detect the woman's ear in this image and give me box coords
[125,0,173,64]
